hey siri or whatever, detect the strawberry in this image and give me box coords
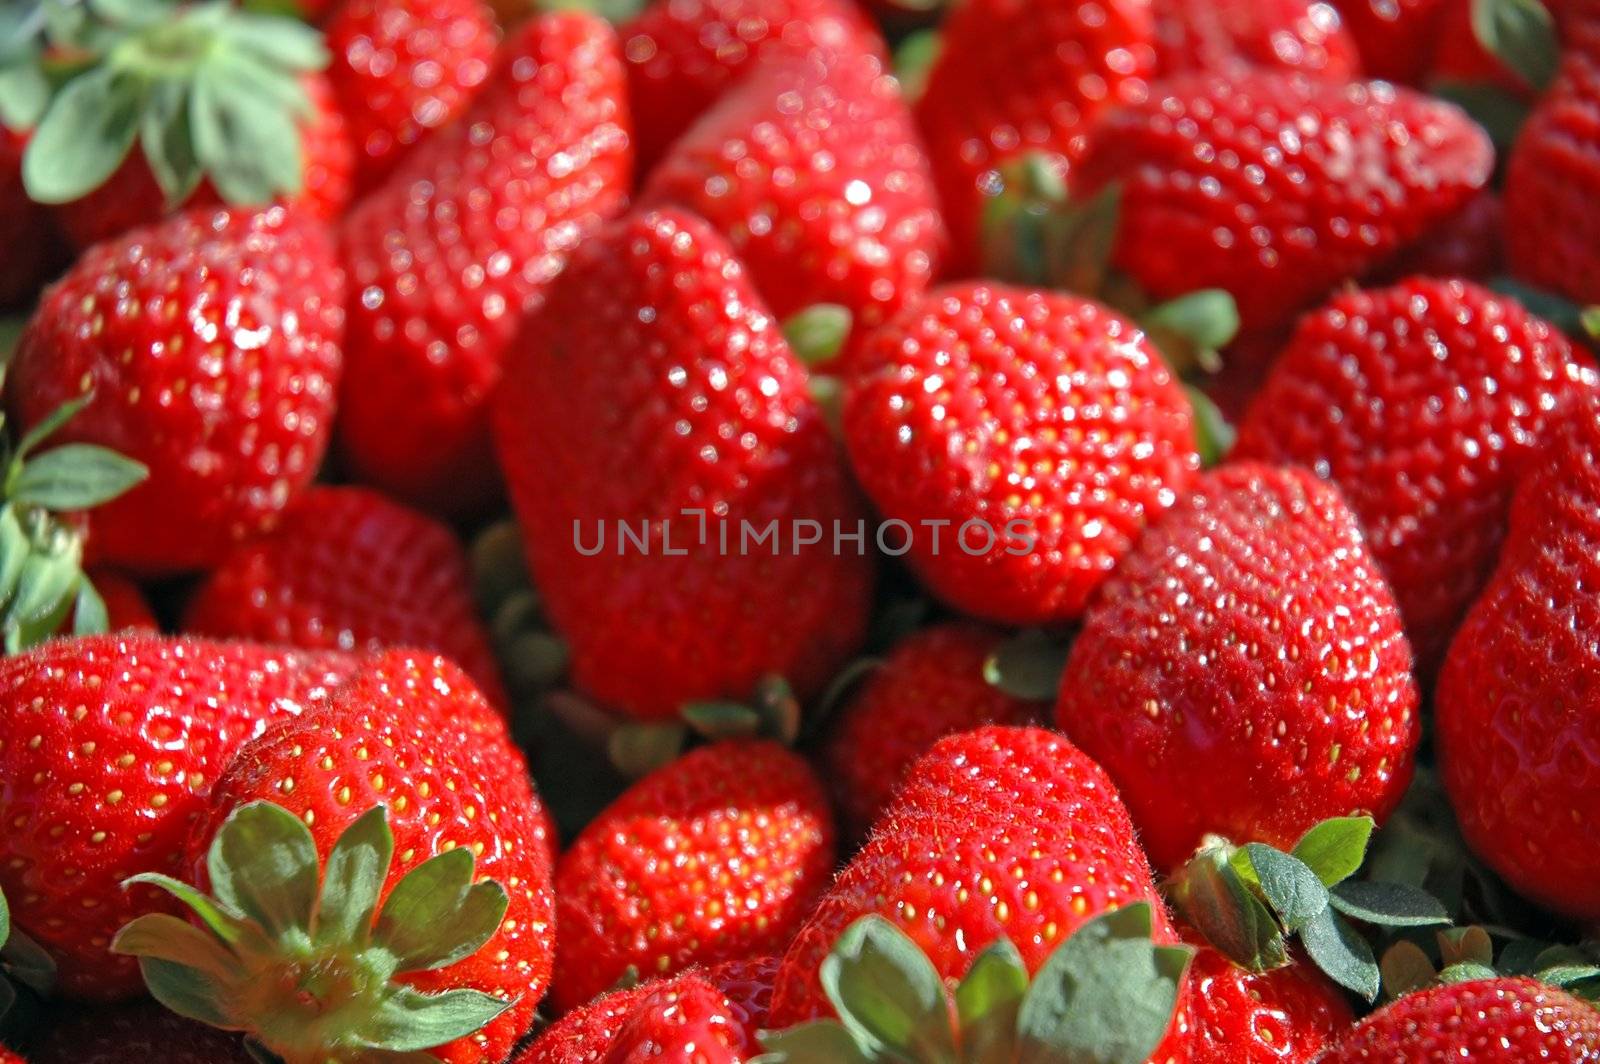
[8,205,344,573]
[1436,391,1600,920]
[1318,977,1600,1061]
[641,48,944,361]
[1335,0,1447,81]
[0,635,355,1000]
[1070,70,1493,337]
[0,130,64,309]
[619,0,883,170]
[325,0,498,191]
[551,741,834,1011]
[27,1002,248,1063]
[821,623,1047,837]
[913,0,1158,273]
[117,650,556,1063]
[842,282,1199,625]
[493,208,874,721]
[1186,936,1355,1062]
[184,485,507,707]
[1056,463,1420,870]
[600,975,752,1063]
[1154,0,1361,80]
[1372,192,1504,282]
[338,11,632,514]
[767,727,1187,1057]
[1235,278,1595,673]
[86,570,157,632]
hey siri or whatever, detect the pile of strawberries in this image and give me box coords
[2,0,1600,1058]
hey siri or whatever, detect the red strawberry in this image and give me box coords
[0,635,355,999]
[0,129,64,308]
[493,208,874,721]
[642,48,944,360]
[121,650,555,1063]
[1154,0,1361,80]
[325,0,498,191]
[914,0,1158,272]
[28,1002,248,1063]
[601,975,751,1063]
[619,0,883,169]
[184,485,507,707]
[822,623,1047,837]
[767,726,1187,1060]
[8,205,344,573]
[1505,23,1600,305]
[1372,192,1504,282]
[338,11,632,514]
[1072,70,1493,336]
[1335,0,1447,81]
[1056,463,1420,870]
[842,282,1199,625]
[52,74,353,252]
[87,570,157,632]
[1436,392,1600,920]
[1235,278,1594,673]
[1186,936,1355,1062]
[1318,978,1600,1061]
[551,741,834,1011]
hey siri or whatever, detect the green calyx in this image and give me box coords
[1381,926,1600,1003]
[755,903,1192,1064]
[982,629,1070,702]
[0,882,58,1025]
[21,0,325,207]
[782,304,854,368]
[0,391,148,653]
[682,674,802,745]
[1169,816,1450,1002]
[1470,0,1558,92]
[111,801,515,1064]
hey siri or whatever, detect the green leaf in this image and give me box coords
[820,915,958,1063]
[983,630,1068,701]
[1438,961,1500,984]
[6,546,84,653]
[0,59,50,132]
[1185,385,1235,468]
[955,938,1029,1064]
[782,304,853,366]
[754,1022,875,1064]
[314,805,393,950]
[2,925,56,996]
[607,722,685,778]
[351,985,512,1053]
[681,702,763,740]
[190,62,302,205]
[222,14,328,71]
[207,801,319,940]
[73,576,109,635]
[1379,940,1437,1000]
[22,65,143,203]
[1291,817,1374,887]
[0,507,26,609]
[140,79,202,207]
[1299,907,1379,1001]
[373,847,508,972]
[1472,0,1558,91]
[136,956,239,1029]
[1243,845,1329,933]
[1016,903,1190,1064]
[1537,964,1600,990]
[1169,849,1287,972]
[1329,881,1449,928]
[123,872,270,954]
[12,444,149,510]
[112,912,244,986]
[14,393,93,460]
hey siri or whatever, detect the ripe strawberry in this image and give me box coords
[600,975,752,1063]
[1318,977,1600,1061]
[125,650,555,1063]
[27,1002,248,1063]
[1072,70,1493,336]
[184,485,507,707]
[8,205,344,573]
[822,623,1047,837]
[0,129,64,308]
[914,0,1157,272]
[493,208,874,720]
[1154,0,1361,80]
[1056,463,1420,870]
[1186,936,1355,1062]
[1372,192,1504,282]
[0,635,355,999]
[338,11,632,513]
[619,0,883,169]
[842,282,1199,626]
[551,741,834,1011]
[1235,278,1594,673]
[1436,392,1600,920]
[325,0,498,190]
[52,73,353,252]
[641,48,944,360]
[1335,0,1446,81]
[767,727,1186,1056]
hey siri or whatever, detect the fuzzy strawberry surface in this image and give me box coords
[184,485,507,708]
[1236,278,1596,674]
[551,741,834,1012]
[189,651,555,1062]
[1057,463,1419,870]
[1184,934,1354,1062]
[10,205,345,573]
[495,208,873,720]
[0,635,355,1000]
[27,1001,250,1063]
[338,12,632,514]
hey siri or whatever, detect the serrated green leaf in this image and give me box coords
[1472,0,1558,91]
[1329,881,1449,928]
[955,938,1029,1064]
[1243,845,1329,933]
[820,915,958,1062]
[12,444,148,510]
[190,63,302,205]
[983,629,1068,701]
[1170,850,1287,972]
[208,801,319,940]
[754,1021,875,1064]
[73,576,108,635]
[315,805,393,950]
[1291,816,1374,887]
[1300,907,1379,1001]
[22,65,143,203]
[351,985,512,1053]
[373,847,508,972]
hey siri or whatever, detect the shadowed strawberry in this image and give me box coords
[0,129,64,310]
[27,1002,249,1063]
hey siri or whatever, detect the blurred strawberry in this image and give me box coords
[1154,0,1360,80]
[0,129,65,308]
[28,1002,249,1063]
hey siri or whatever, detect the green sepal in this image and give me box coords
[207,801,319,939]
[10,443,149,511]
[1471,0,1558,91]
[1185,385,1234,468]
[1329,880,1450,928]
[351,985,513,1053]
[73,576,109,636]
[754,1021,875,1064]
[782,304,853,367]
[1299,905,1379,1001]
[608,722,686,778]
[1290,816,1374,887]
[1437,960,1499,984]
[681,675,801,745]
[1379,939,1438,1000]
[0,53,51,132]
[1168,842,1288,971]
[820,915,958,1062]
[954,938,1029,1064]
[372,847,509,972]
[1240,844,1328,933]
[892,30,941,103]
[1432,81,1531,156]
[1140,289,1240,377]
[982,629,1069,702]
[315,805,393,951]
[22,64,142,203]
[979,153,1073,287]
